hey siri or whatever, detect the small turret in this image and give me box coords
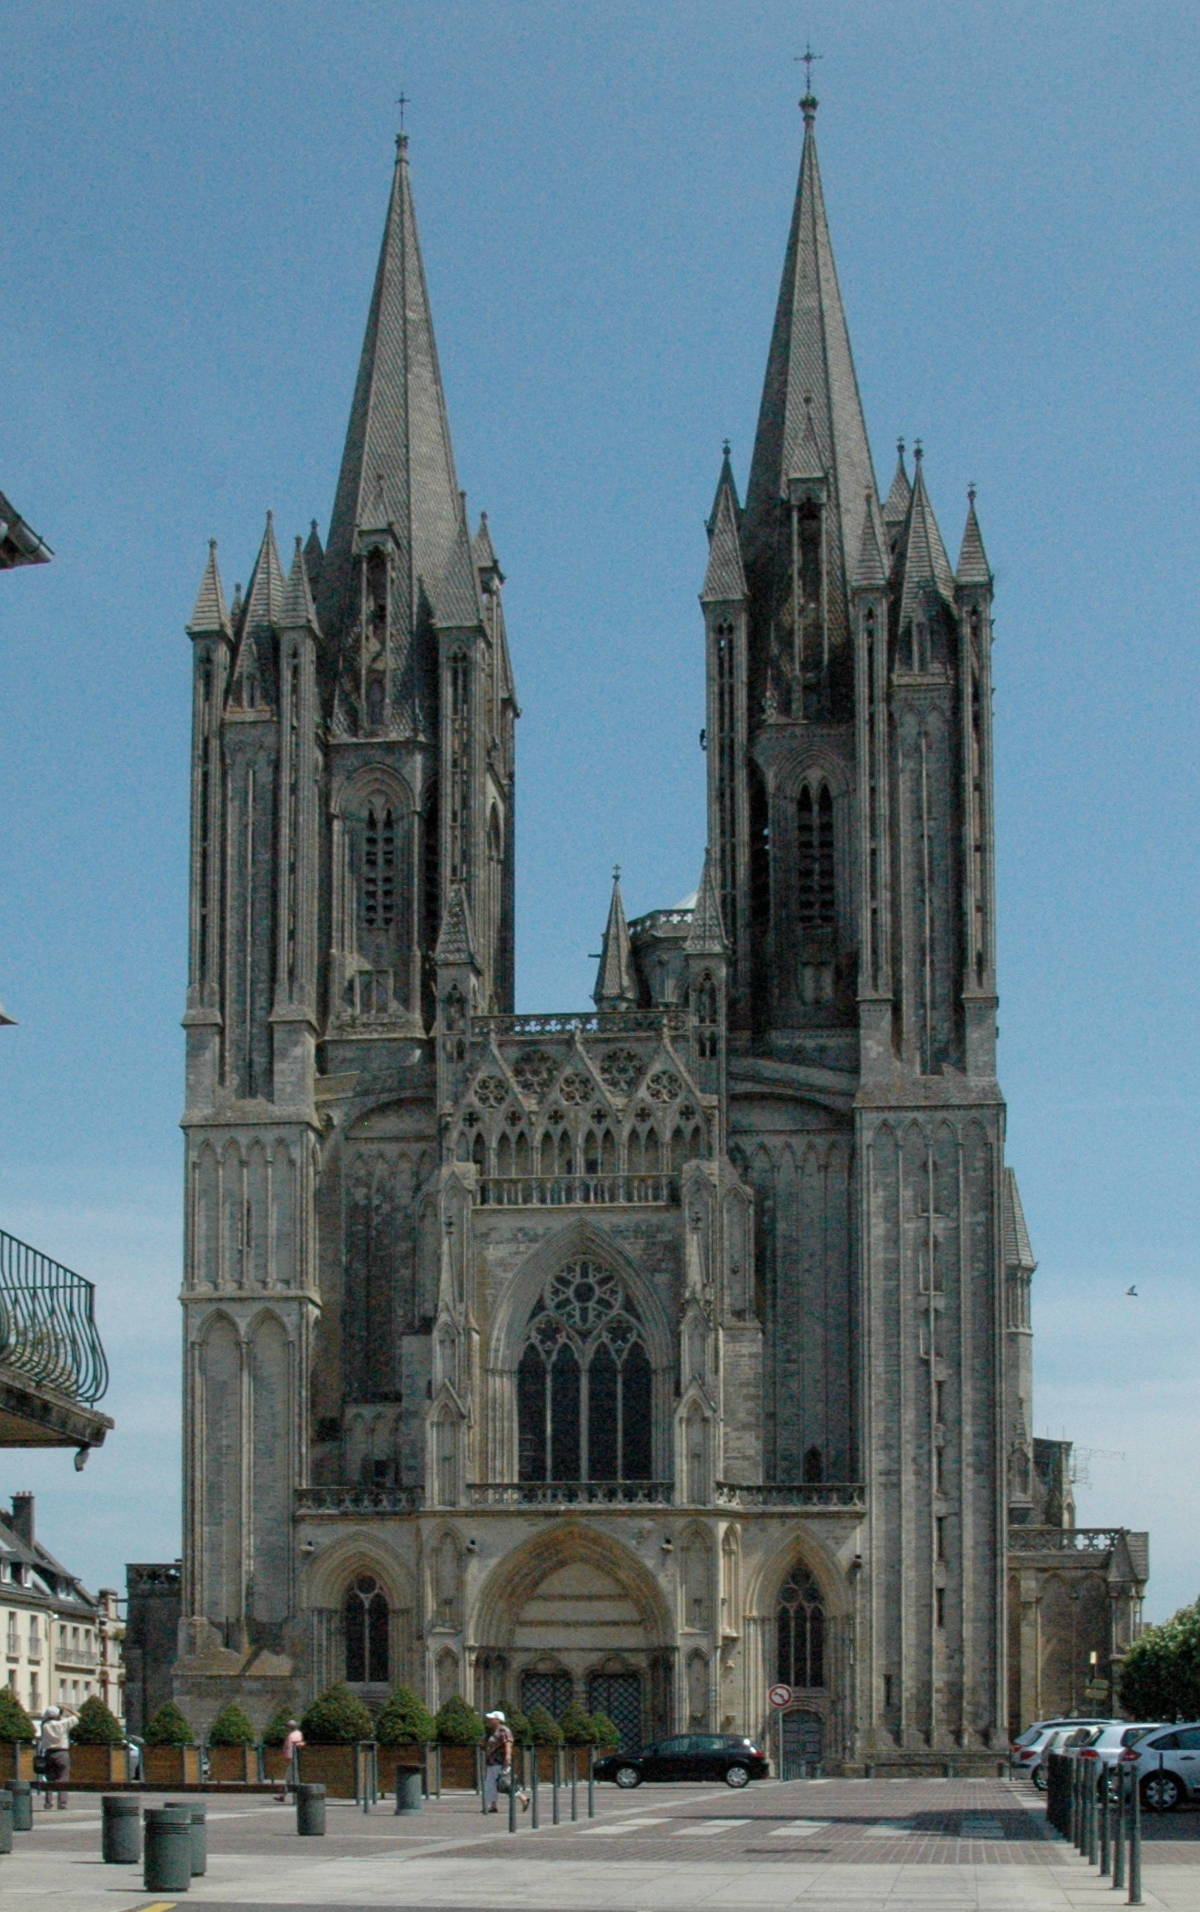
[593,870,638,1010]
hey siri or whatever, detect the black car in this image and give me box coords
[593,1733,769,1789]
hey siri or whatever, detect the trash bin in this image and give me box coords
[393,1765,423,1814]
[165,1800,207,1875]
[101,1793,141,1863]
[143,1805,192,1892]
[296,1781,326,1836]
[0,1790,13,1855]
[5,1781,33,1832]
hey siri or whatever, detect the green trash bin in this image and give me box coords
[296,1781,326,1836]
[5,1782,33,1832]
[394,1765,423,1814]
[143,1805,192,1892]
[102,1793,141,1863]
[165,1800,207,1875]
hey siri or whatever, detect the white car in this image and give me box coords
[1009,1718,1113,1787]
[1075,1722,1166,1796]
[1117,1721,1200,1812]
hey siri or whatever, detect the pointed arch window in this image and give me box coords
[797,783,835,929]
[362,805,397,929]
[345,1574,389,1683]
[776,1563,825,1690]
[517,1260,652,1483]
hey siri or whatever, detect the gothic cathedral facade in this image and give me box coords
[174,100,1137,1769]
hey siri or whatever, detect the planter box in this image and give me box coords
[143,1745,202,1787]
[295,1743,357,1798]
[377,1743,426,1791]
[0,1742,35,1785]
[208,1743,258,1784]
[69,1743,130,1788]
[436,1743,479,1790]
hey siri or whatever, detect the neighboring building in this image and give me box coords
[123,1562,182,1736]
[0,1493,123,1718]
[173,101,1144,1766]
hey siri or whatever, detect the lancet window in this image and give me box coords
[345,1574,389,1683]
[517,1260,652,1483]
[796,782,835,929]
[362,806,398,929]
[776,1563,825,1690]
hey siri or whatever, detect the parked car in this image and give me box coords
[594,1733,769,1789]
[1117,1722,1200,1812]
[1027,1724,1097,1790]
[1075,1722,1166,1796]
[1009,1720,1112,1787]
[1011,1715,1113,1753]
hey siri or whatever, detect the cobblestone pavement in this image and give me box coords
[4,1777,1200,1910]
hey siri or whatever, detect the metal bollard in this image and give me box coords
[552,1745,560,1825]
[432,1743,442,1798]
[477,1745,487,1813]
[1087,1770,1099,1866]
[165,1800,207,1876]
[394,1765,422,1814]
[1100,1773,1111,1876]
[571,1750,578,1820]
[1112,1763,1127,1891]
[143,1805,192,1892]
[295,1781,326,1836]
[531,1748,539,1829]
[5,1781,32,1832]
[507,1756,517,1833]
[102,1793,141,1863]
[1128,1766,1142,1906]
[587,1745,595,1819]
[0,1790,13,1856]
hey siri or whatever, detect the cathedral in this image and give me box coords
[173,96,1145,1771]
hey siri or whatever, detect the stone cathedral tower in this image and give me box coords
[174,105,1143,1767]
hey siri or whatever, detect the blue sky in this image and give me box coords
[2,0,1197,1627]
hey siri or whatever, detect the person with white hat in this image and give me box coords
[482,1709,528,1812]
[36,1704,77,1810]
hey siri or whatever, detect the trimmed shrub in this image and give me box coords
[374,1685,436,1746]
[435,1694,484,1746]
[208,1702,257,1747]
[301,1683,374,1745]
[589,1710,619,1749]
[261,1707,295,1748]
[558,1699,595,1746]
[505,1705,532,1746]
[526,1703,564,1746]
[71,1695,125,1745]
[0,1689,35,1741]
[145,1701,195,1747]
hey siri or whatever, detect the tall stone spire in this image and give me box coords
[741,92,877,661]
[318,135,465,656]
[593,871,638,1010]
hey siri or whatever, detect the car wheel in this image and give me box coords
[1032,1765,1047,1792]
[1141,1771,1183,1813]
[614,1765,642,1789]
[725,1763,750,1789]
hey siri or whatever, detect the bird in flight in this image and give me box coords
[1125,1285,1138,1297]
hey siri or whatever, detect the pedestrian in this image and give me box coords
[276,1718,304,1802]
[36,1704,77,1810]
[482,1709,528,1813]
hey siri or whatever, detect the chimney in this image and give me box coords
[11,1491,34,1547]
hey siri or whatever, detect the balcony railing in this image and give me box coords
[296,1485,424,1516]
[0,1229,109,1403]
[467,1480,674,1508]
[475,1008,687,1038]
[479,1174,679,1208]
[714,1482,865,1510]
[1007,1527,1126,1554]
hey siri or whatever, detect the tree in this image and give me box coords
[301,1684,374,1744]
[558,1699,595,1746]
[0,1689,34,1741]
[505,1705,532,1746]
[525,1703,563,1746]
[70,1696,124,1745]
[589,1710,619,1749]
[435,1694,484,1745]
[208,1703,257,1746]
[1119,1597,1200,1720]
[374,1685,436,1745]
[145,1701,195,1747]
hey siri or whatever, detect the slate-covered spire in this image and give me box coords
[187,540,232,639]
[593,871,638,1009]
[229,514,285,710]
[882,440,912,529]
[853,489,889,592]
[435,883,478,966]
[956,486,992,587]
[281,536,321,631]
[318,134,464,648]
[700,447,747,603]
[896,451,956,629]
[241,512,287,631]
[742,91,877,650]
[684,851,728,956]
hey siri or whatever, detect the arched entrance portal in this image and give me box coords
[474,1526,672,1747]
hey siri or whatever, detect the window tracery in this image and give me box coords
[517,1260,652,1483]
[345,1574,389,1683]
[776,1563,825,1689]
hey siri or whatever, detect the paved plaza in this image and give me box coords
[4,1776,1200,1911]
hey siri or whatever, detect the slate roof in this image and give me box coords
[896,455,956,628]
[684,852,728,956]
[1002,1168,1036,1273]
[593,875,638,1007]
[186,540,232,638]
[435,884,477,965]
[700,454,747,603]
[281,536,320,631]
[957,489,992,587]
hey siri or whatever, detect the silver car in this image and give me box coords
[1009,1719,1113,1788]
[1117,1721,1200,1812]
[1075,1721,1166,1797]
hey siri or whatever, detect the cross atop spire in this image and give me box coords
[796,41,822,119]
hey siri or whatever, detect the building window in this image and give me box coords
[797,783,835,928]
[776,1563,825,1689]
[521,1669,573,1720]
[517,1260,653,1483]
[362,806,397,929]
[344,1575,389,1684]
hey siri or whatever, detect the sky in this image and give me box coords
[1,0,1197,1631]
